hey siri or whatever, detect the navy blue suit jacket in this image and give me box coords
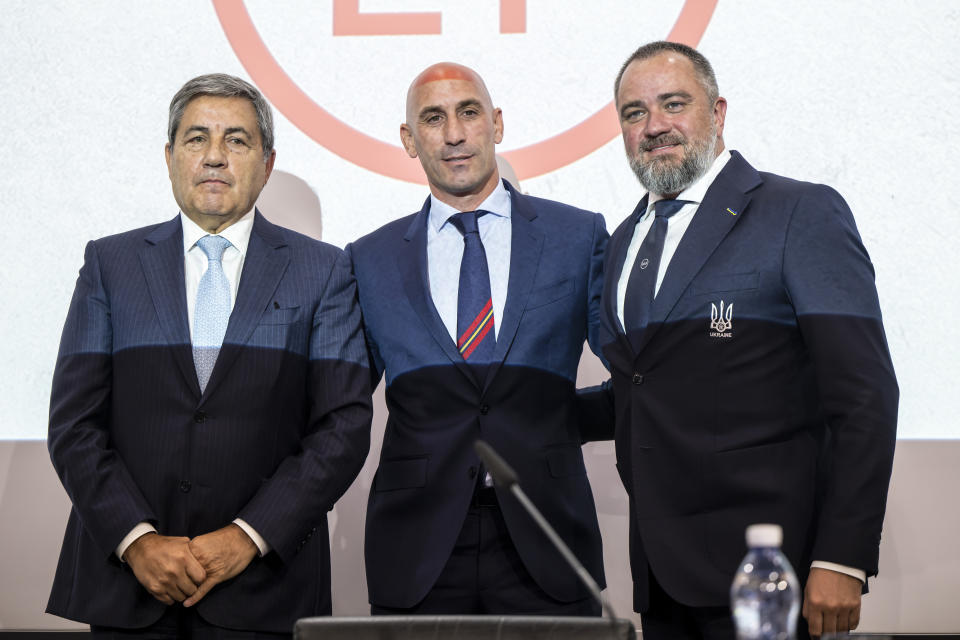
[347,181,608,608]
[47,212,371,632]
[594,152,898,610]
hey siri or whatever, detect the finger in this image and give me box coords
[176,572,199,597]
[836,608,851,633]
[150,589,175,606]
[183,577,217,608]
[164,583,188,603]
[821,609,838,635]
[806,607,823,637]
[184,553,207,585]
[850,605,861,630]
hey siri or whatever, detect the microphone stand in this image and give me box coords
[473,440,619,621]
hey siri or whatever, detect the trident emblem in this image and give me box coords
[710,300,733,332]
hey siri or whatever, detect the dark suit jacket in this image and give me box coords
[596,151,898,611]
[347,181,608,608]
[46,211,372,632]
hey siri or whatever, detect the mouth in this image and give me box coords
[443,154,473,164]
[641,136,684,156]
[197,178,231,187]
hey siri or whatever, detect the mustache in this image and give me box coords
[640,135,685,152]
[195,173,232,185]
[441,148,476,160]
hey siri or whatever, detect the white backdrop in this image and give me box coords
[1,0,958,632]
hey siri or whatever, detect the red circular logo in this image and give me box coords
[213,1,718,184]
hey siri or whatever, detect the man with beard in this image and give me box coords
[593,41,898,638]
[346,62,608,615]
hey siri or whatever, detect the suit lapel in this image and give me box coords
[139,216,199,394]
[603,197,648,358]
[202,211,290,399]
[399,198,478,386]
[482,184,544,392]
[633,152,761,355]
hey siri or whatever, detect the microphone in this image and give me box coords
[473,440,619,621]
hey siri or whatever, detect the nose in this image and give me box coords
[644,107,671,139]
[443,118,466,146]
[203,140,227,167]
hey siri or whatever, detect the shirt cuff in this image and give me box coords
[810,560,866,583]
[233,518,270,556]
[116,522,158,561]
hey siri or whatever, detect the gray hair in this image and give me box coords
[614,41,719,105]
[168,73,274,160]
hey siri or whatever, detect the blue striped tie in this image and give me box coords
[448,210,496,362]
[193,234,232,392]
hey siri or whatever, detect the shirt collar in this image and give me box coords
[645,148,732,217]
[428,179,512,233]
[181,209,256,256]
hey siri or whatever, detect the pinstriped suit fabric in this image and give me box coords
[47,212,372,633]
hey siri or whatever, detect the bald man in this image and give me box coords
[345,63,610,615]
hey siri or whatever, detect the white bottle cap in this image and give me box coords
[746,524,783,548]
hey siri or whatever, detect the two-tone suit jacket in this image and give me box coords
[596,151,898,610]
[47,211,372,632]
[347,181,608,608]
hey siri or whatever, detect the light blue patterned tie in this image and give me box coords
[193,234,232,392]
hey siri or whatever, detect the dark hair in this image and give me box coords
[614,41,719,104]
[168,73,274,160]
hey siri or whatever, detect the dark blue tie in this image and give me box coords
[448,210,496,362]
[623,199,689,340]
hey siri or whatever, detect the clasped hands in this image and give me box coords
[122,524,258,607]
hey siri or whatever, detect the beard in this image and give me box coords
[628,125,717,196]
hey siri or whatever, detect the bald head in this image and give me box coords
[405,62,493,124]
[399,61,504,211]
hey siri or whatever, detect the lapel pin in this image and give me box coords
[726,207,738,216]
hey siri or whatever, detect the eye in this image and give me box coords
[424,114,443,125]
[665,101,686,112]
[186,135,205,144]
[622,109,646,123]
[227,137,248,146]
[460,108,479,118]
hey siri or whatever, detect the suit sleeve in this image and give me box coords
[344,242,386,389]
[47,240,157,558]
[577,212,616,442]
[585,212,610,367]
[782,185,898,577]
[237,249,372,562]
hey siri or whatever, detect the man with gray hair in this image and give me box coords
[591,41,898,638]
[46,73,371,637]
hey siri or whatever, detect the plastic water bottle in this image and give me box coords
[730,524,800,639]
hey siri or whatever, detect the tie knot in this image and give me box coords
[654,199,689,219]
[448,210,489,237]
[197,234,232,262]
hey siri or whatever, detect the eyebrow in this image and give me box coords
[418,99,484,120]
[181,125,253,138]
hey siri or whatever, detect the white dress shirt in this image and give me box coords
[616,150,731,328]
[614,150,866,584]
[426,180,512,343]
[115,210,269,560]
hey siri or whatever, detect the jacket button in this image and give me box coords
[179,480,192,493]
[193,411,206,423]
[468,466,478,479]
[480,404,490,415]
[632,373,644,385]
